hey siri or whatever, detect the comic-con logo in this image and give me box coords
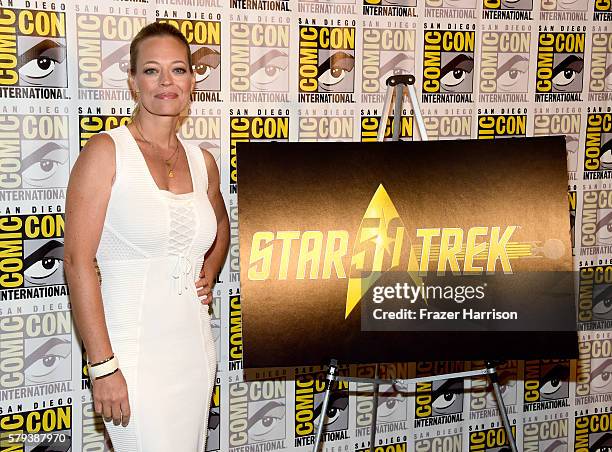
[355,363,409,437]
[524,417,569,451]
[422,27,475,103]
[575,411,612,450]
[589,31,612,101]
[468,425,517,451]
[477,110,527,138]
[360,111,413,141]
[228,290,242,371]
[179,109,222,171]
[158,18,222,102]
[363,0,417,17]
[415,432,462,451]
[482,0,534,19]
[298,21,356,103]
[229,111,290,194]
[294,369,349,447]
[0,214,66,296]
[82,402,113,451]
[207,380,221,451]
[580,189,612,250]
[230,0,290,10]
[230,20,289,103]
[0,311,71,389]
[299,109,354,141]
[79,114,130,148]
[535,29,585,102]
[423,109,472,139]
[76,12,145,96]
[0,403,72,450]
[228,378,287,449]
[583,112,612,179]
[575,332,612,403]
[414,362,464,427]
[534,109,580,178]
[361,26,415,104]
[469,361,518,418]
[229,200,239,283]
[0,114,69,190]
[0,7,68,98]
[595,0,612,20]
[523,360,571,411]
[578,265,612,330]
[479,30,530,102]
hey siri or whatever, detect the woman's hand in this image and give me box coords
[92,369,131,427]
[195,267,216,305]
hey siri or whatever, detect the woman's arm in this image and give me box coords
[64,132,130,426]
[196,151,229,303]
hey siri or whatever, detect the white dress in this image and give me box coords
[94,124,217,451]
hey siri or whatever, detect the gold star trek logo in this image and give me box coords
[247,184,551,318]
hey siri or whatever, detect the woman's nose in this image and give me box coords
[159,69,171,85]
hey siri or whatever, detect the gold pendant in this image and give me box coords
[168,170,175,178]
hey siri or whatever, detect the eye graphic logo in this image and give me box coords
[298,25,356,103]
[158,19,221,95]
[524,418,569,452]
[230,22,290,102]
[470,361,518,413]
[0,8,67,89]
[294,370,349,447]
[524,360,571,411]
[0,115,70,190]
[361,28,416,103]
[414,377,465,426]
[228,379,287,448]
[535,32,585,102]
[76,14,145,90]
[578,266,612,330]
[575,413,612,451]
[422,30,475,103]
[0,311,71,390]
[479,32,530,102]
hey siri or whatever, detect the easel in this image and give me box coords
[311,74,519,452]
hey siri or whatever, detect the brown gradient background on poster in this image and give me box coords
[238,136,577,368]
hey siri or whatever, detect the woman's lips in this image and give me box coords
[155,93,178,99]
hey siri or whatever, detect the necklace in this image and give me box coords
[133,119,180,178]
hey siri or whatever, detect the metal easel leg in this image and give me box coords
[312,359,338,452]
[486,361,518,452]
[368,363,380,452]
[378,74,428,143]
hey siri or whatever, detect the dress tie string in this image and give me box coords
[172,253,192,295]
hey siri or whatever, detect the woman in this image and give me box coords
[64,22,229,452]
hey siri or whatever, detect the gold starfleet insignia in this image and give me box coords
[346,184,422,318]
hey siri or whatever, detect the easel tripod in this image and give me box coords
[311,75,519,452]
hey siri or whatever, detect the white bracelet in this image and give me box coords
[87,355,119,380]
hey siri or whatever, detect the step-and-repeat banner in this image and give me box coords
[0,0,610,451]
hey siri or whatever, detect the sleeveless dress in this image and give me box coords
[94,124,217,452]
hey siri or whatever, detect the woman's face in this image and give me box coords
[129,35,195,117]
